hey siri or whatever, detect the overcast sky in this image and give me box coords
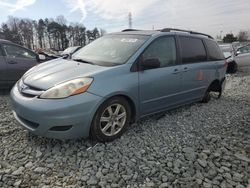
[0,0,249,37]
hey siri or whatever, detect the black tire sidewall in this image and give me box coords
[91,97,131,142]
[201,91,211,103]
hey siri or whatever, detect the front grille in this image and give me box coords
[20,92,37,98]
[18,80,44,97]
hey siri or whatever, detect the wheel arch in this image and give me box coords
[113,94,137,123]
[208,79,222,92]
[89,93,137,134]
[89,93,137,140]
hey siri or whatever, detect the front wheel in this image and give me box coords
[91,97,131,142]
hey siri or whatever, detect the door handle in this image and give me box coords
[8,61,18,64]
[183,67,188,72]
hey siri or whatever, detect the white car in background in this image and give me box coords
[219,44,237,73]
[234,44,250,67]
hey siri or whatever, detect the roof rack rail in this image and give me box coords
[161,28,213,39]
[122,29,140,32]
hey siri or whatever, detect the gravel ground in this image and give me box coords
[0,73,250,188]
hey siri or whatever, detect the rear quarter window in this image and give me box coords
[179,37,207,64]
[205,40,225,61]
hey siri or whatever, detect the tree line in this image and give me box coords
[219,31,249,43]
[0,15,106,51]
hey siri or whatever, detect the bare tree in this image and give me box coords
[0,16,102,51]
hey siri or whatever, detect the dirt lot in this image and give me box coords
[0,69,250,188]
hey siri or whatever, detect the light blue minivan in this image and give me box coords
[10,28,227,142]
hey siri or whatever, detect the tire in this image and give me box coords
[227,61,238,74]
[201,91,211,103]
[91,97,131,142]
[232,62,238,74]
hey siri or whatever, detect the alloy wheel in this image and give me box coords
[100,104,127,136]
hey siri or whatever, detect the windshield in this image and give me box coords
[72,34,149,66]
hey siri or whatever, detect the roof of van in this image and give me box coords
[113,28,214,39]
[114,30,159,36]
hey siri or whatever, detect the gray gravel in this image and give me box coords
[0,73,250,188]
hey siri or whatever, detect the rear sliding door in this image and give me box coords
[178,36,208,103]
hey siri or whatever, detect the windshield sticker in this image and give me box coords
[121,38,138,43]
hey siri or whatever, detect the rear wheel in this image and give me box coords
[201,90,211,103]
[91,97,131,142]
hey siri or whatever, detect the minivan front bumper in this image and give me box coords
[10,84,102,139]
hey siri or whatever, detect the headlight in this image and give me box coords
[40,78,93,99]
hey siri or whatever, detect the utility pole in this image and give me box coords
[129,12,132,29]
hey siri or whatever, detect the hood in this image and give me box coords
[22,58,109,90]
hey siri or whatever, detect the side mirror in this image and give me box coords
[62,53,70,59]
[141,58,161,70]
[38,54,46,61]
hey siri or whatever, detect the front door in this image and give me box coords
[139,36,182,116]
[2,43,38,82]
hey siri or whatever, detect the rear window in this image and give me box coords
[179,37,207,64]
[205,40,225,60]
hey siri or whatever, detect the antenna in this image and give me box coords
[128,12,132,29]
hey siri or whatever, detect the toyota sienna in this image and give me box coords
[10,28,227,142]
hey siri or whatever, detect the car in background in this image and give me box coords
[234,44,250,67]
[11,28,227,142]
[61,46,81,57]
[0,39,46,88]
[219,44,234,59]
[36,48,60,61]
[232,41,249,51]
[219,44,237,73]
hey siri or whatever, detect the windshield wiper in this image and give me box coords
[72,58,95,65]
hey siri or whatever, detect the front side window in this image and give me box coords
[73,34,149,66]
[179,37,207,63]
[142,37,177,68]
[2,44,36,59]
[238,45,250,54]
